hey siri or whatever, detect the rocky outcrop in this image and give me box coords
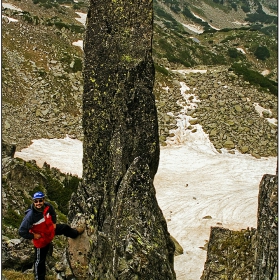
[2,237,33,271]
[67,0,175,279]
[201,173,278,280]
[253,174,278,279]
[2,141,16,158]
[1,140,80,276]
[200,227,257,279]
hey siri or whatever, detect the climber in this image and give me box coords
[19,191,84,280]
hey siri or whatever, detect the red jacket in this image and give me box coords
[19,203,56,248]
[30,206,55,248]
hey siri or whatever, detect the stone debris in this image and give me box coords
[156,67,277,158]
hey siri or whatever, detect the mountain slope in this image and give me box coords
[1,0,278,278]
[2,0,278,151]
[153,0,278,75]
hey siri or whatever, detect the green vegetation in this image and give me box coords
[21,11,40,24]
[44,172,81,215]
[121,55,133,62]
[3,208,23,228]
[71,0,88,10]
[54,21,85,33]
[220,32,246,43]
[229,63,278,96]
[45,16,85,33]
[154,63,169,76]
[28,184,45,199]
[22,162,81,215]
[170,2,181,13]
[2,160,72,239]
[254,46,270,60]
[241,4,250,13]
[228,48,239,58]
[32,0,59,9]
[3,270,56,280]
[260,25,278,36]
[32,0,73,8]
[246,12,277,24]
[231,2,237,11]
[20,161,81,216]
[72,57,83,72]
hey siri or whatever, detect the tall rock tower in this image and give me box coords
[67,0,176,279]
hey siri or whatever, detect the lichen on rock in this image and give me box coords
[67,0,175,279]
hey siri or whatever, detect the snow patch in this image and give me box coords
[2,15,18,22]
[261,69,270,76]
[15,136,83,177]
[208,23,220,30]
[236,47,246,54]
[192,12,205,22]
[173,69,207,75]
[2,3,22,11]
[232,20,249,26]
[72,40,83,50]
[253,103,277,125]
[75,12,87,26]
[181,23,204,34]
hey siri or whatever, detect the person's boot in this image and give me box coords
[75,226,85,235]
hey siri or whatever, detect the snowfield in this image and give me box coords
[15,132,276,279]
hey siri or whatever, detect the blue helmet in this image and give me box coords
[32,191,45,200]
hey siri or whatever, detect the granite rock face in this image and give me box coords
[200,227,257,280]
[2,237,34,271]
[67,0,175,279]
[253,174,278,280]
[201,173,278,280]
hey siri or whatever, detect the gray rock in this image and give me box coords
[67,1,175,278]
[223,140,235,149]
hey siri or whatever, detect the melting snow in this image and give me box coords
[232,20,249,26]
[173,69,207,75]
[75,12,87,26]
[2,15,18,22]
[72,40,83,50]
[261,69,270,76]
[253,103,277,125]
[182,23,204,34]
[15,136,83,177]
[2,3,22,11]
[236,47,246,54]
[192,12,205,22]
[208,23,220,30]
[72,12,87,50]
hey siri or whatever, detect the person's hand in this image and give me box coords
[53,224,56,229]
[33,233,41,239]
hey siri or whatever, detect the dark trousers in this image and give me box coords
[34,224,79,280]
[34,244,50,280]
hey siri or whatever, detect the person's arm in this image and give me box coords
[18,211,35,240]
